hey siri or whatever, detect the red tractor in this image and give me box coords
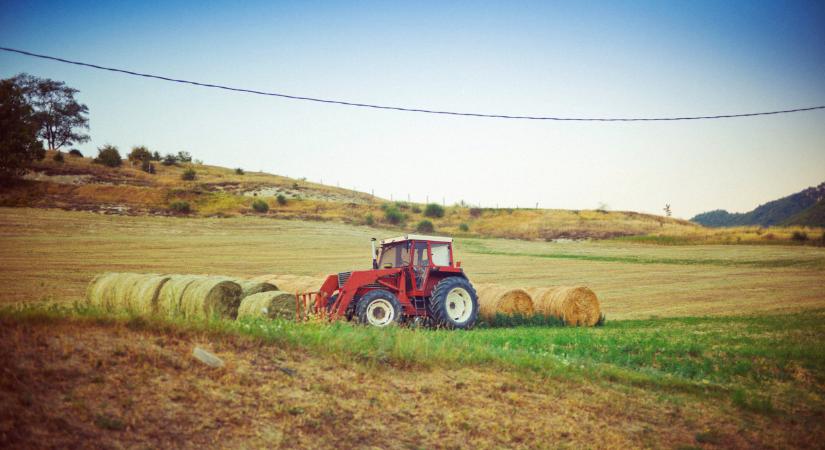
[308,234,479,329]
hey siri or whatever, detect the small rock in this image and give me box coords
[192,347,224,368]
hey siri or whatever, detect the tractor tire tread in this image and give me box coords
[430,277,478,329]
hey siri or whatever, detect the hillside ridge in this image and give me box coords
[691,182,825,227]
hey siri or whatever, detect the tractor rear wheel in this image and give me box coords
[430,277,478,329]
[355,290,402,327]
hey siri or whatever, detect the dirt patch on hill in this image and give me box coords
[0,315,810,449]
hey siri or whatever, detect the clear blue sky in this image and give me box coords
[2,0,824,218]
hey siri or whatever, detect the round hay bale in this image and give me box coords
[127,275,171,315]
[528,286,601,326]
[180,277,242,320]
[475,284,534,320]
[234,279,278,298]
[157,275,204,318]
[86,272,121,311]
[112,273,151,312]
[237,291,296,320]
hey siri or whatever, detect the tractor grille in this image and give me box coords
[337,271,352,288]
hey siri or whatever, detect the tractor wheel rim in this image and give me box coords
[366,298,394,327]
[446,287,473,323]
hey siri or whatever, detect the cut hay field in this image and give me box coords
[1,207,824,448]
[1,207,823,319]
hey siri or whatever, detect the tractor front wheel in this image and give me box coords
[430,277,478,329]
[355,290,402,327]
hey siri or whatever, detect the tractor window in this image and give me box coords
[378,243,410,268]
[431,243,450,266]
[413,242,429,267]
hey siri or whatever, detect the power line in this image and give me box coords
[2,46,824,122]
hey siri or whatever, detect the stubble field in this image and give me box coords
[1,207,823,449]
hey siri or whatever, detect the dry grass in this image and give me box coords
[2,314,819,449]
[2,207,823,321]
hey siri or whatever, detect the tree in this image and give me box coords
[663,204,672,217]
[94,145,122,167]
[12,73,90,151]
[0,78,44,182]
[176,151,192,163]
[128,145,152,163]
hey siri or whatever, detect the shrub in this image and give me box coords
[395,201,409,210]
[380,203,390,211]
[161,154,177,166]
[68,149,83,157]
[276,194,287,206]
[128,145,152,163]
[52,151,64,163]
[169,201,191,214]
[411,205,422,214]
[459,223,469,232]
[235,168,244,175]
[416,220,434,233]
[181,168,196,181]
[791,231,808,242]
[141,160,155,174]
[251,199,269,213]
[469,207,482,218]
[424,203,445,218]
[384,207,405,225]
[177,151,192,163]
[94,145,122,167]
[365,213,374,226]
[292,182,299,190]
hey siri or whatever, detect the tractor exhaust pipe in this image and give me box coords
[371,238,378,269]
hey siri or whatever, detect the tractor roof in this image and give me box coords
[380,234,453,245]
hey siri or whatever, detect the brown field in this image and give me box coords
[1,207,822,320]
[1,207,824,449]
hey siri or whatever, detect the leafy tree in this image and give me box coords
[0,78,44,182]
[151,151,161,161]
[94,145,122,167]
[128,145,152,163]
[11,73,90,151]
[176,151,192,163]
[162,153,177,166]
[235,168,244,175]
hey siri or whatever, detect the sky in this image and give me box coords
[1,0,824,218]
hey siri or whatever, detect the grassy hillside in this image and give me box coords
[692,182,825,227]
[3,151,822,245]
[785,198,825,227]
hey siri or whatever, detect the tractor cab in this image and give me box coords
[312,234,479,329]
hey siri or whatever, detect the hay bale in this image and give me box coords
[157,275,204,318]
[86,272,161,313]
[127,275,171,315]
[254,274,325,294]
[528,286,601,326]
[237,291,296,320]
[179,277,242,320]
[475,284,534,320]
[235,280,278,298]
[86,272,121,311]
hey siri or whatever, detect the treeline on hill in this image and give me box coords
[0,72,199,184]
[691,183,825,228]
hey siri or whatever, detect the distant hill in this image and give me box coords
[691,183,825,227]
